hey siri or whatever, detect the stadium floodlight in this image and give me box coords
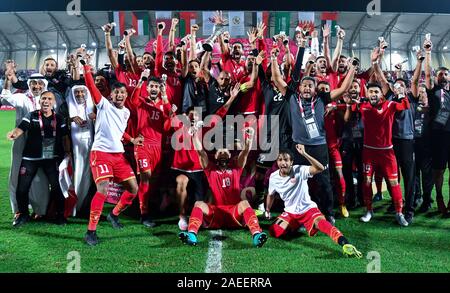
[62,43,67,48]
[50,49,55,53]
[444,46,448,50]
[91,42,97,47]
[31,44,37,49]
[352,43,357,47]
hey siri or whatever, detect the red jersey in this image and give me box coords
[131,88,171,147]
[329,70,369,97]
[316,72,338,90]
[171,116,202,172]
[233,75,262,115]
[221,51,246,82]
[357,99,410,149]
[324,102,346,148]
[204,161,243,206]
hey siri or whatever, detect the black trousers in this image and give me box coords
[16,159,65,215]
[414,137,433,204]
[292,143,334,217]
[341,139,364,206]
[393,138,416,215]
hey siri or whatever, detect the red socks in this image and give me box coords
[137,182,150,215]
[363,183,374,211]
[243,207,262,235]
[337,174,346,205]
[390,183,403,213]
[188,206,204,234]
[316,218,343,244]
[112,191,136,216]
[88,192,107,231]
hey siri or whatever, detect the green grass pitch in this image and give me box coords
[0,110,449,273]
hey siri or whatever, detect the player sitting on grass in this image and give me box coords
[179,127,268,247]
[266,146,362,258]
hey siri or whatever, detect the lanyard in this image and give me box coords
[441,89,447,109]
[38,111,56,138]
[297,96,316,118]
[27,92,37,111]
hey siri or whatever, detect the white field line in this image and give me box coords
[204,230,223,273]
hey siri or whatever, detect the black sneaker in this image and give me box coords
[373,192,383,202]
[12,213,30,227]
[84,230,98,246]
[140,214,157,228]
[55,214,68,226]
[107,212,124,229]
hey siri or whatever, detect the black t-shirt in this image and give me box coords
[286,87,330,146]
[207,78,231,115]
[182,76,208,114]
[342,105,364,142]
[259,65,292,150]
[18,110,68,159]
[387,90,415,140]
[412,100,431,139]
[427,85,450,132]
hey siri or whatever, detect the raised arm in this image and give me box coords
[424,38,433,90]
[371,47,391,96]
[192,127,209,169]
[330,60,356,100]
[271,49,288,96]
[295,144,325,176]
[291,35,307,84]
[331,27,345,72]
[132,70,150,106]
[155,22,166,75]
[168,18,179,53]
[322,24,332,71]
[411,50,424,98]
[200,51,212,83]
[82,62,102,105]
[180,42,189,78]
[189,24,199,61]
[124,28,140,74]
[103,23,119,69]
[237,127,254,168]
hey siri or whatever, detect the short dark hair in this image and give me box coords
[148,76,162,84]
[188,59,200,65]
[316,56,327,62]
[164,51,175,57]
[143,52,152,57]
[277,149,294,161]
[366,82,383,91]
[40,90,55,99]
[301,76,317,86]
[394,78,409,87]
[437,66,449,72]
[111,82,127,91]
[231,41,244,49]
[317,81,330,87]
[339,55,347,60]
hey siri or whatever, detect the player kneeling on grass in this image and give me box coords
[266,146,362,258]
[179,127,268,247]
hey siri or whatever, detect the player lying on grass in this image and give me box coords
[266,146,362,258]
[179,127,268,247]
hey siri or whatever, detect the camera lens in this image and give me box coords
[158,24,163,29]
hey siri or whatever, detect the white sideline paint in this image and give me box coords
[205,230,223,273]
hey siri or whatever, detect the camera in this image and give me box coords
[352,58,360,67]
[158,23,164,29]
[272,31,286,42]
